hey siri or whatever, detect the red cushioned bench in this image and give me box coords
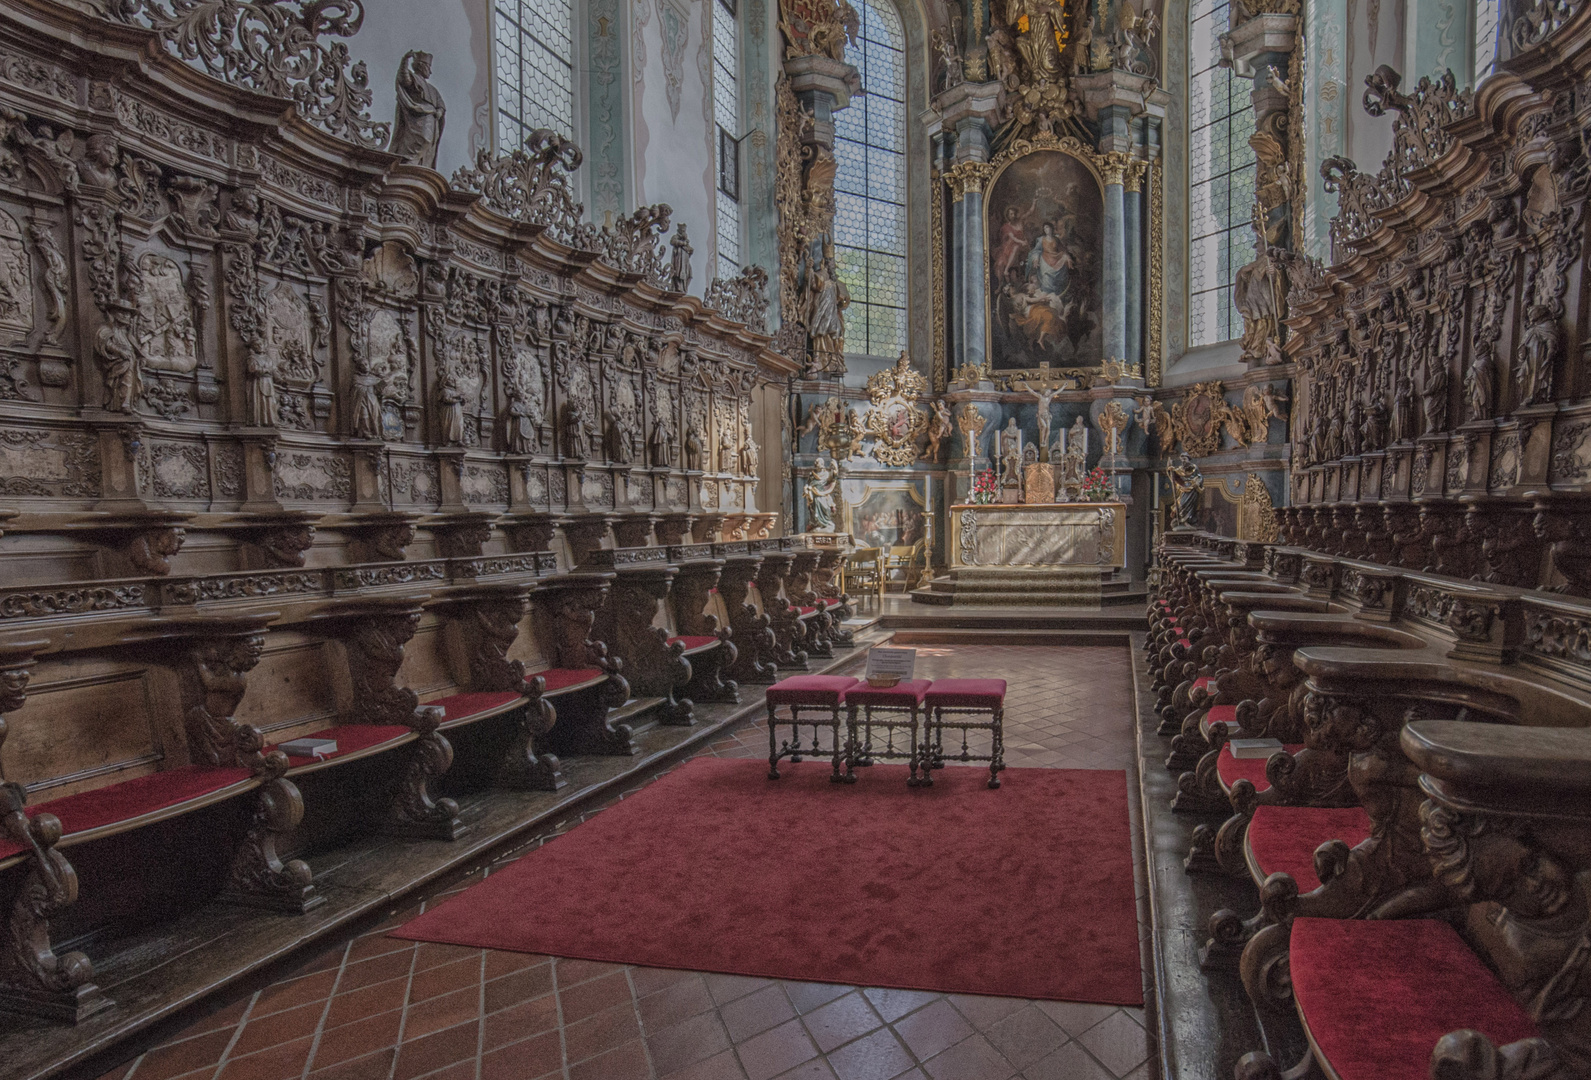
[1288,918,1540,1080]
[765,675,859,783]
[923,679,1007,789]
[842,679,933,786]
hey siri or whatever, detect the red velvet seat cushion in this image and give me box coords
[1215,742,1304,793]
[843,679,932,708]
[528,668,606,695]
[0,765,256,859]
[1199,704,1237,739]
[1290,917,1538,1080]
[1248,805,1372,890]
[924,679,1007,708]
[765,675,860,706]
[798,606,818,616]
[275,725,415,768]
[668,635,720,653]
[1193,676,1214,692]
[427,691,525,727]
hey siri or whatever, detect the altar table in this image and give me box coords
[949,502,1126,569]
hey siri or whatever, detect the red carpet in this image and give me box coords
[393,757,1143,1004]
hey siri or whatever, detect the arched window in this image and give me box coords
[834,0,907,357]
[1187,0,1255,347]
[493,0,575,148]
[712,0,743,280]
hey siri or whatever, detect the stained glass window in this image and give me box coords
[1187,0,1255,347]
[713,0,742,280]
[493,0,575,149]
[834,0,907,358]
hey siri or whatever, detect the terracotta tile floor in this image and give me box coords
[98,646,1149,1080]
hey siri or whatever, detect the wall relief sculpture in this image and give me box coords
[861,352,929,467]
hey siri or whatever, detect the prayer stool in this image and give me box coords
[841,679,933,786]
[922,679,1007,789]
[764,675,860,783]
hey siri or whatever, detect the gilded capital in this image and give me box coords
[1123,161,1146,194]
[1100,151,1133,188]
[944,161,996,202]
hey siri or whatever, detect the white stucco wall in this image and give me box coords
[358,0,493,178]
[631,0,719,279]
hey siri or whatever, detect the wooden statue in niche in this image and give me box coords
[986,148,1103,371]
[0,207,33,340]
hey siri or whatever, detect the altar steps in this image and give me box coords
[908,566,1112,607]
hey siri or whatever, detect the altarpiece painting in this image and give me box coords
[985,148,1103,371]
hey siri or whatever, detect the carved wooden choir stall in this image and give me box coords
[0,0,871,1065]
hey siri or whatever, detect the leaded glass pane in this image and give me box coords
[833,0,907,358]
[712,0,741,279]
[493,0,574,146]
[1187,0,1255,348]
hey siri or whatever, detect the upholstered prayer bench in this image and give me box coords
[718,542,779,686]
[1236,720,1591,1080]
[279,595,466,848]
[765,675,860,783]
[1169,591,1335,803]
[0,617,325,1024]
[422,584,565,793]
[922,679,1007,789]
[666,543,741,705]
[527,572,635,758]
[842,679,933,785]
[752,543,810,671]
[585,548,694,727]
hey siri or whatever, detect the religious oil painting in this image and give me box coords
[985,149,1104,371]
[844,480,927,553]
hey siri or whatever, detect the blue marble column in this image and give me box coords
[962,186,988,369]
[948,116,995,374]
[1123,167,1143,368]
[1102,157,1128,366]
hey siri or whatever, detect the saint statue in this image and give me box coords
[388,51,445,169]
[805,456,839,532]
[1515,302,1559,407]
[1233,210,1287,365]
[923,399,954,463]
[1167,451,1204,530]
[800,239,849,374]
[1465,344,1495,422]
[669,224,693,294]
[244,333,278,427]
[997,417,1023,485]
[1005,0,1067,81]
[1392,374,1417,444]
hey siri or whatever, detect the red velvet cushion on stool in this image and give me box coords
[1247,805,1371,890]
[843,679,932,708]
[765,675,860,706]
[0,765,256,859]
[1215,742,1304,793]
[924,679,1007,709]
[1193,676,1214,692]
[1290,917,1538,1080]
[1178,637,1193,647]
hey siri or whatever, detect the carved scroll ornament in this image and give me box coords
[109,0,389,148]
[861,353,929,467]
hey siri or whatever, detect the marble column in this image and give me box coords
[1101,152,1129,366]
[934,82,1002,378]
[1123,164,1143,368]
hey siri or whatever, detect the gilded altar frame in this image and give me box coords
[930,131,1164,390]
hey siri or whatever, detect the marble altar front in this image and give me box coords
[950,503,1126,569]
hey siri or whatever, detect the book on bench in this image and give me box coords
[1228,737,1285,759]
[278,737,338,761]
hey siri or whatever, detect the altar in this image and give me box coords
[949,503,1126,570]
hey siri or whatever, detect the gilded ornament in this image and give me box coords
[862,353,929,467]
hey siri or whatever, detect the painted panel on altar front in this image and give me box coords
[986,149,1104,371]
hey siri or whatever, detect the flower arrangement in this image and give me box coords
[1080,467,1113,502]
[969,469,999,504]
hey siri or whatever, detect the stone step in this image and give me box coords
[931,589,1102,606]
